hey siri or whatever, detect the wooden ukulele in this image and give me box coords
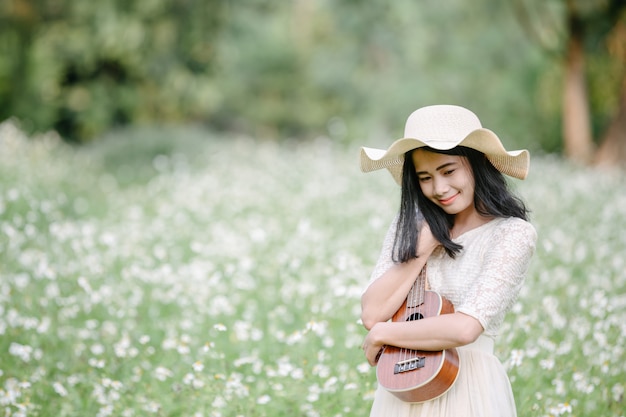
[375,266,460,403]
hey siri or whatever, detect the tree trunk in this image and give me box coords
[594,76,626,168]
[562,1,594,164]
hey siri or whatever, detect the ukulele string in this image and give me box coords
[414,266,425,360]
[400,276,412,363]
[408,277,417,362]
[408,268,419,361]
[402,267,424,363]
[400,281,410,363]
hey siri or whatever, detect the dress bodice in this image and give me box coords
[368,216,537,336]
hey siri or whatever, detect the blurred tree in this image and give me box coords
[4,0,621,158]
[515,0,626,166]
[0,0,225,142]
[0,0,546,146]
[593,3,626,167]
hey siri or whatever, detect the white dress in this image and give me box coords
[366,216,537,417]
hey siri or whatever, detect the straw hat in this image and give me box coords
[360,105,530,184]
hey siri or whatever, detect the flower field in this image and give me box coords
[1,120,625,417]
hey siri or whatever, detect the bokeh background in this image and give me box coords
[1,0,625,163]
[1,1,626,417]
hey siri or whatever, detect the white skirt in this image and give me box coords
[369,336,517,417]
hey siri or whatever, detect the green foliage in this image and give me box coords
[0,1,624,149]
[0,0,225,142]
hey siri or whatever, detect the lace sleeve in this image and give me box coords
[365,214,399,289]
[455,219,537,333]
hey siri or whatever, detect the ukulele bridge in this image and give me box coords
[394,356,426,374]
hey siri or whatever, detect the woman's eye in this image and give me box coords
[418,176,431,182]
[444,169,455,175]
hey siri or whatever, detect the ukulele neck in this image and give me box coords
[407,266,427,308]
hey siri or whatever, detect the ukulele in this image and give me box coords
[375,266,460,403]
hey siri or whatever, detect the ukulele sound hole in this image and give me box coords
[406,312,424,321]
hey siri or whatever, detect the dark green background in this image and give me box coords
[1,0,622,151]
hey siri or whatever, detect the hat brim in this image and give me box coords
[360,128,529,185]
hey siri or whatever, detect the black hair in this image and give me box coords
[392,146,529,262]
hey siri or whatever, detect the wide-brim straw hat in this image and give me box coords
[360,105,530,185]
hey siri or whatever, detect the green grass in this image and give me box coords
[1,120,625,417]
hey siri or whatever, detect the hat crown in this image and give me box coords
[404,105,483,146]
[360,104,530,183]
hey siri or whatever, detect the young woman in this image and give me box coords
[359,105,537,416]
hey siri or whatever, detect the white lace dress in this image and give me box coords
[366,216,537,417]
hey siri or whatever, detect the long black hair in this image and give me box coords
[392,146,529,263]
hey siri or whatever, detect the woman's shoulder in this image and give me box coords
[492,216,537,244]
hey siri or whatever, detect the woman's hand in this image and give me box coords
[361,220,441,330]
[417,220,440,257]
[362,323,386,366]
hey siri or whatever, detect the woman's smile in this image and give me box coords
[438,193,459,206]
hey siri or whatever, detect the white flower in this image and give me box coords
[143,401,161,413]
[257,394,271,404]
[572,372,591,392]
[509,349,524,367]
[88,358,106,369]
[91,344,105,355]
[539,358,554,370]
[548,402,572,416]
[212,395,226,408]
[9,343,33,362]
[183,373,195,385]
[357,363,370,374]
[552,378,566,395]
[154,366,173,381]
[291,368,304,380]
[192,361,204,372]
[612,383,624,402]
[323,376,338,392]
[53,381,68,397]
[312,364,330,378]
[177,344,191,355]
[96,405,114,417]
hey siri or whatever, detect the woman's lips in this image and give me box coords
[439,193,459,205]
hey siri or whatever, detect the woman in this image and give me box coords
[359,105,537,416]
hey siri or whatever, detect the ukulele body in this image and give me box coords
[376,290,460,403]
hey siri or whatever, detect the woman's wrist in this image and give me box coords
[370,321,391,346]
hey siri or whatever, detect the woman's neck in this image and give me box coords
[451,209,494,239]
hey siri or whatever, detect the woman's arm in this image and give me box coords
[361,222,440,330]
[361,257,426,330]
[362,312,483,366]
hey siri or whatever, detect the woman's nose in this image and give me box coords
[433,177,449,197]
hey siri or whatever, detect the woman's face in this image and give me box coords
[412,149,476,217]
